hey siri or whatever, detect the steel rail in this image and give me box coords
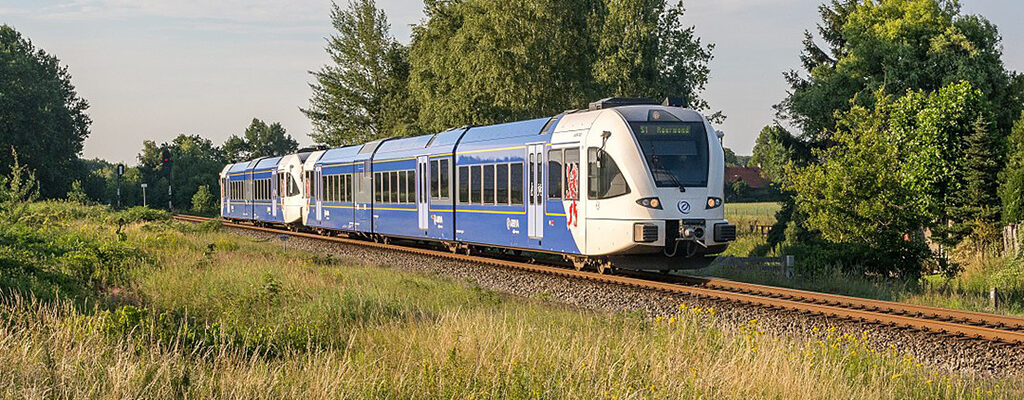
[172,214,1024,344]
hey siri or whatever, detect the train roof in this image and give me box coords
[227,162,249,173]
[317,145,360,165]
[375,134,434,155]
[460,117,550,145]
[254,156,282,171]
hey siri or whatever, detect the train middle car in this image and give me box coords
[220,98,737,271]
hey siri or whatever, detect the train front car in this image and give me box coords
[568,99,735,270]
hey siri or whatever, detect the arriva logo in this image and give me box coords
[677,201,691,214]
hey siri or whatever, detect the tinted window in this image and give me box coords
[430,160,439,198]
[471,165,482,204]
[374,173,382,202]
[483,164,495,204]
[564,148,580,200]
[548,150,562,199]
[510,163,523,205]
[630,121,709,187]
[391,171,399,203]
[458,166,469,204]
[439,159,450,199]
[497,164,509,204]
[588,148,630,199]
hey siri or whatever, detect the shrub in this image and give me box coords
[66,180,89,204]
[117,206,170,224]
[0,149,39,223]
[191,185,217,216]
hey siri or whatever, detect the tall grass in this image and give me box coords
[0,201,1019,398]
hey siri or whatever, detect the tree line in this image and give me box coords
[7,1,1024,279]
[303,0,718,146]
[750,0,1024,278]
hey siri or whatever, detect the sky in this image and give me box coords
[2,0,1023,163]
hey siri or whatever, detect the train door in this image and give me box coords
[354,160,373,231]
[315,165,323,223]
[271,170,278,218]
[527,144,545,239]
[416,156,429,231]
[221,177,227,216]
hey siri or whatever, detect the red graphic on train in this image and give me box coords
[565,162,579,227]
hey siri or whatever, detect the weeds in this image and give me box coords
[0,201,1019,398]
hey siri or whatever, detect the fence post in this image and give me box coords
[991,287,1001,310]
[783,255,795,279]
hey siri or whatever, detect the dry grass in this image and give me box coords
[0,202,1019,399]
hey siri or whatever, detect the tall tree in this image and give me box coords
[0,25,91,198]
[222,118,299,163]
[409,0,604,133]
[1000,111,1024,223]
[778,0,1022,146]
[304,0,417,146]
[595,0,717,118]
[788,82,990,276]
[409,0,717,132]
[138,135,224,210]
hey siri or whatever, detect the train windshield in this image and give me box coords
[629,120,709,187]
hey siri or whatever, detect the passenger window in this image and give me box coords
[483,164,495,204]
[439,159,450,199]
[471,165,482,204]
[548,150,562,199]
[510,163,523,205]
[375,173,382,202]
[497,164,509,204]
[430,160,440,198]
[391,172,398,203]
[321,176,329,201]
[564,148,580,201]
[588,148,630,199]
[458,166,469,204]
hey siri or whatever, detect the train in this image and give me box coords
[219,98,736,272]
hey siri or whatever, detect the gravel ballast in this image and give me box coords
[227,227,1024,378]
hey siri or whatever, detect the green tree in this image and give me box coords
[778,0,1022,145]
[408,0,717,132]
[750,124,804,184]
[1000,111,1024,223]
[945,117,1002,238]
[595,0,718,119]
[409,0,603,133]
[191,185,217,216]
[723,147,738,167]
[787,82,989,276]
[304,0,418,146]
[0,25,91,198]
[138,135,224,210]
[223,119,299,163]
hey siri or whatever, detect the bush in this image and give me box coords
[191,185,217,216]
[66,180,88,204]
[117,206,171,224]
[0,149,39,223]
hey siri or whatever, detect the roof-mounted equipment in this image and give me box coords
[662,96,688,107]
[588,97,659,111]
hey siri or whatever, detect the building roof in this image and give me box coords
[725,166,769,188]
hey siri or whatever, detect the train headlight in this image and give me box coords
[706,197,722,209]
[636,197,663,209]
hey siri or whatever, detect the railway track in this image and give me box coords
[174,214,1024,345]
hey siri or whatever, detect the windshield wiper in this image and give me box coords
[648,156,684,188]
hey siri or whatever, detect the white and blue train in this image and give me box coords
[219,98,736,272]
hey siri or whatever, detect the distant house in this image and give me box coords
[725,166,769,188]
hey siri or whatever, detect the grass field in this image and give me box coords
[714,203,1024,318]
[0,201,1019,398]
